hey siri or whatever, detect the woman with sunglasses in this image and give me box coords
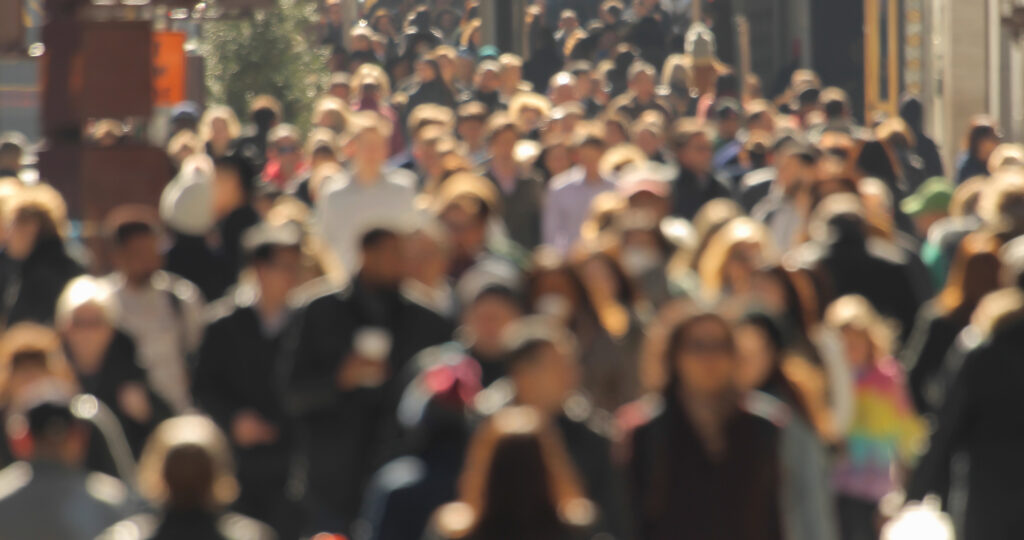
[625,311,782,540]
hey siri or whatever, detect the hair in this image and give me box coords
[342,110,394,146]
[936,233,1003,323]
[824,294,897,358]
[688,198,744,270]
[964,115,1000,158]
[876,117,916,150]
[949,176,987,217]
[737,312,814,420]
[508,92,552,124]
[501,316,577,373]
[978,171,1024,234]
[136,415,238,511]
[669,117,712,152]
[312,95,349,134]
[663,311,736,396]
[484,112,520,145]
[433,406,593,540]
[5,183,69,241]
[0,323,78,407]
[352,63,393,100]
[55,275,119,331]
[249,94,282,121]
[697,217,776,299]
[755,265,821,339]
[408,104,457,137]
[103,204,162,247]
[360,227,400,252]
[197,105,242,143]
[627,61,657,83]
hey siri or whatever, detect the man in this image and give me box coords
[750,141,819,250]
[468,60,504,112]
[261,123,308,189]
[482,113,544,250]
[474,317,626,539]
[455,101,489,164]
[281,227,453,535]
[105,207,204,414]
[611,61,671,121]
[0,393,132,540]
[669,118,733,220]
[0,132,27,179]
[316,111,417,276]
[192,221,304,537]
[543,123,615,253]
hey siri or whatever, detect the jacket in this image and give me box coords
[0,237,84,327]
[671,167,733,221]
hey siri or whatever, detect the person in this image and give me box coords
[0,184,84,327]
[751,141,820,251]
[900,233,1001,415]
[235,95,282,174]
[0,394,132,540]
[262,123,308,189]
[899,95,944,178]
[733,313,840,540]
[0,132,26,179]
[192,222,304,536]
[624,311,782,540]
[99,415,276,540]
[955,116,1000,184]
[543,123,615,253]
[56,275,170,457]
[669,118,732,220]
[481,113,544,250]
[906,239,1024,540]
[199,105,242,159]
[212,153,262,284]
[358,358,482,540]
[281,227,453,534]
[401,219,458,319]
[473,317,626,538]
[824,295,925,540]
[610,61,670,121]
[104,207,205,414]
[425,406,597,540]
[316,111,417,275]
[899,176,953,240]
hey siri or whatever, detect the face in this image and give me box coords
[273,136,301,169]
[543,145,572,176]
[977,136,1000,162]
[723,241,763,295]
[500,66,522,89]
[213,166,245,219]
[575,143,606,170]
[211,118,230,142]
[578,256,620,301]
[256,247,302,302]
[550,83,576,105]
[675,318,736,396]
[349,129,389,173]
[635,129,662,157]
[5,215,40,261]
[441,206,487,258]
[116,233,163,285]
[490,129,518,160]
[457,118,485,146]
[62,303,114,373]
[464,296,522,355]
[514,342,579,413]
[402,231,448,284]
[752,272,788,315]
[476,70,500,93]
[361,236,404,286]
[734,323,775,392]
[678,133,714,174]
[630,71,655,102]
[776,154,814,193]
[840,326,873,368]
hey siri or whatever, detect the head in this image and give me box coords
[55,276,118,374]
[248,95,282,133]
[712,99,742,142]
[571,122,608,172]
[244,222,304,305]
[462,286,523,358]
[733,313,786,392]
[6,398,89,465]
[456,102,488,150]
[0,132,27,173]
[403,220,451,287]
[486,113,520,162]
[666,312,738,399]
[937,233,1002,321]
[212,155,253,220]
[628,61,657,103]
[965,116,1001,163]
[0,323,77,412]
[105,206,164,286]
[671,118,714,175]
[359,228,404,289]
[198,105,241,149]
[548,71,578,105]
[4,186,65,261]
[503,317,579,414]
[267,123,303,172]
[137,415,238,512]
[343,111,393,175]
[697,217,776,299]
[824,295,895,368]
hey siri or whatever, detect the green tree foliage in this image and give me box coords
[201,0,329,131]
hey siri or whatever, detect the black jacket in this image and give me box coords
[482,167,545,250]
[671,168,733,221]
[280,278,453,532]
[907,314,1024,539]
[165,234,230,302]
[899,302,968,416]
[0,237,84,327]
[627,395,782,540]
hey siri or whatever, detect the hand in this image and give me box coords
[117,383,153,424]
[231,410,279,448]
[335,354,389,391]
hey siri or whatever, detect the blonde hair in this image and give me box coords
[55,275,119,331]
[351,63,392,100]
[824,294,898,357]
[697,217,776,298]
[197,105,242,143]
[0,323,78,407]
[6,182,70,239]
[311,95,349,134]
[136,415,239,510]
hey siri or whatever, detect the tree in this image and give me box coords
[201,0,329,131]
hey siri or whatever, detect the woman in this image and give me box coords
[696,216,777,310]
[0,184,84,327]
[198,105,241,159]
[955,116,1001,183]
[407,57,458,113]
[56,276,170,456]
[100,415,275,540]
[626,311,782,540]
[426,406,595,540]
[734,313,840,540]
[824,295,925,540]
[900,232,1002,415]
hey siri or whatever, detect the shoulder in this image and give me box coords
[0,462,32,502]
[204,292,246,326]
[547,168,582,192]
[740,167,775,190]
[84,471,129,508]
[430,502,477,540]
[384,168,419,191]
[217,512,277,540]
[290,277,348,310]
[152,270,204,305]
[96,514,159,540]
[741,390,792,430]
[617,393,667,440]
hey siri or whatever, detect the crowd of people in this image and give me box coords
[0,0,1022,539]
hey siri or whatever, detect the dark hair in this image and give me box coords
[965,116,1000,159]
[474,284,524,311]
[361,227,400,251]
[104,205,161,247]
[502,317,574,373]
[163,443,216,510]
[664,312,734,396]
[737,312,814,423]
[214,154,256,196]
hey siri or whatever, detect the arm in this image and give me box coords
[192,321,239,430]
[542,187,563,249]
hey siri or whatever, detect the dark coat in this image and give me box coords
[165,234,230,302]
[627,395,782,540]
[907,314,1024,540]
[280,278,453,533]
[106,510,276,540]
[216,205,261,282]
[671,167,734,221]
[899,301,968,415]
[955,153,988,184]
[192,289,294,527]
[482,167,545,250]
[0,237,84,327]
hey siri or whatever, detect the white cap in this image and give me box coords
[160,154,215,236]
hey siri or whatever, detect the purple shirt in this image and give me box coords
[542,166,616,253]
